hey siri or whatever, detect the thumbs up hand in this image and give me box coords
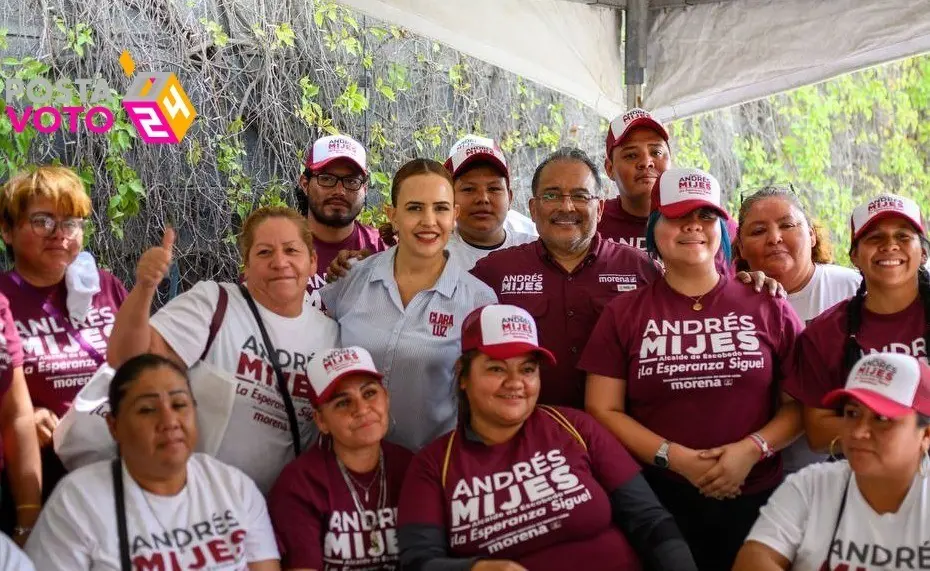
[136,227,175,290]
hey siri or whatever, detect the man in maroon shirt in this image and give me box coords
[297,134,386,305]
[598,108,672,250]
[471,148,661,409]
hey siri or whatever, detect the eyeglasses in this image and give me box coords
[538,191,597,205]
[738,183,799,208]
[28,213,86,238]
[312,173,367,192]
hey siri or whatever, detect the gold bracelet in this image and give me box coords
[15,504,40,511]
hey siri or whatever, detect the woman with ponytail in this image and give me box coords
[786,194,930,453]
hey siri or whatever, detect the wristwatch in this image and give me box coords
[654,440,671,468]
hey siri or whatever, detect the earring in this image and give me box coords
[829,436,841,460]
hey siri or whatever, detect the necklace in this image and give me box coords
[689,293,707,311]
[337,449,387,553]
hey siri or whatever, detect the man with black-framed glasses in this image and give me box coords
[297,135,386,305]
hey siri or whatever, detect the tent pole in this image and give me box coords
[624,0,648,108]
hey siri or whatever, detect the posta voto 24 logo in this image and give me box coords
[3,51,196,144]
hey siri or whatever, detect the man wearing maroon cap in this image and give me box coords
[471,148,661,409]
[444,135,536,269]
[599,108,737,267]
[297,134,386,303]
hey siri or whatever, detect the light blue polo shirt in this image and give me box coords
[320,246,498,451]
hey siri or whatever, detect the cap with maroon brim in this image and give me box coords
[822,353,930,419]
[444,135,509,181]
[606,108,669,155]
[307,346,383,407]
[461,304,556,366]
[650,168,730,220]
[304,135,368,175]
[850,193,926,242]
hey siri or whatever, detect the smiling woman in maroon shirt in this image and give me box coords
[398,304,696,571]
[785,193,930,454]
[268,346,412,570]
[581,168,804,571]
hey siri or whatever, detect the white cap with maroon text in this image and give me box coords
[444,135,509,181]
[822,353,930,418]
[850,193,926,242]
[650,167,730,220]
[307,346,383,406]
[461,304,556,365]
[605,108,669,155]
[304,134,367,174]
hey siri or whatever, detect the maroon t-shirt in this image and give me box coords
[471,234,661,408]
[579,274,803,494]
[0,270,127,417]
[268,441,413,570]
[785,297,928,408]
[0,294,23,396]
[398,407,642,570]
[308,222,386,294]
[598,198,649,251]
[597,198,737,275]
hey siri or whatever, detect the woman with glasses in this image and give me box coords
[735,353,930,571]
[0,165,128,499]
[320,159,497,452]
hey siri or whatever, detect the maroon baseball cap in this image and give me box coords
[303,135,367,174]
[444,135,509,182]
[850,193,926,243]
[605,108,669,156]
[461,304,556,365]
[822,353,930,419]
[307,346,383,407]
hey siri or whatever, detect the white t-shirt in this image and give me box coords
[746,461,930,571]
[787,263,861,324]
[782,263,862,474]
[151,281,339,492]
[26,453,279,570]
[0,534,33,571]
[504,209,538,237]
[446,228,537,270]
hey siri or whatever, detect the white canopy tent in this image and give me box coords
[338,0,930,122]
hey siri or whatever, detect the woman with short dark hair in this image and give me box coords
[25,353,280,569]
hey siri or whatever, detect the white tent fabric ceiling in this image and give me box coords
[338,0,930,122]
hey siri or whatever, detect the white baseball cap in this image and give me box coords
[651,167,730,220]
[850,193,925,242]
[307,346,383,406]
[304,135,367,174]
[606,108,669,155]
[443,135,509,181]
[823,353,930,418]
[461,304,556,365]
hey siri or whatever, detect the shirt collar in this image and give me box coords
[533,233,602,272]
[370,246,459,299]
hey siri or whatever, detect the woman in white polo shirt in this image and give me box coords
[320,159,497,452]
[108,206,339,493]
[735,352,930,571]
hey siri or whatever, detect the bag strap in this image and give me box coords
[440,406,586,488]
[236,284,301,457]
[538,405,587,452]
[198,284,229,361]
[2,272,105,365]
[111,459,131,571]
